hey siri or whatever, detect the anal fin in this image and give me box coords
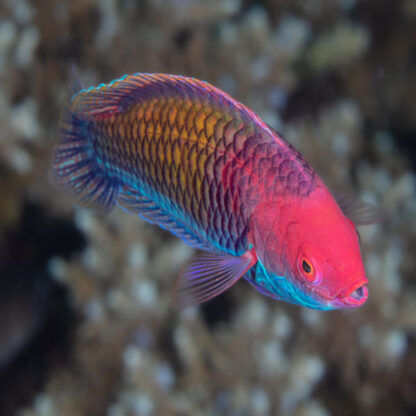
[118,185,210,250]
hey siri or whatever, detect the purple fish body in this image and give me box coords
[50,73,374,309]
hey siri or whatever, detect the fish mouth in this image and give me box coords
[334,278,368,308]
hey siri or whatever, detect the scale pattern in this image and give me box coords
[70,74,317,255]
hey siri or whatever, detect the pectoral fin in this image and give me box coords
[173,249,257,309]
[335,193,383,225]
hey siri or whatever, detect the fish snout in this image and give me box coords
[336,278,368,307]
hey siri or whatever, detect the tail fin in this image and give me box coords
[49,70,119,213]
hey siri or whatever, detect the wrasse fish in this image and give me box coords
[50,72,378,310]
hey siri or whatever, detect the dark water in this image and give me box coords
[0,0,415,415]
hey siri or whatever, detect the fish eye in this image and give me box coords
[302,259,312,274]
[298,256,320,284]
[296,245,321,285]
[301,258,314,280]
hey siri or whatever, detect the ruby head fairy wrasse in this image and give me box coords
[49,71,379,310]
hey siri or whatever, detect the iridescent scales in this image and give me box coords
[50,72,326,308]
[83,78,266,255]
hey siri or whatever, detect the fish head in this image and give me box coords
[249,187,368,310]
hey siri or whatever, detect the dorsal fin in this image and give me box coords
[69,73,273,137]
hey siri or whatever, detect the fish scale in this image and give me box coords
[100,102,221,245]
[49,73,372,310]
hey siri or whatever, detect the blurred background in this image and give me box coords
[0,0,415,415]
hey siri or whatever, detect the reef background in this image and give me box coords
[0,0,415,415]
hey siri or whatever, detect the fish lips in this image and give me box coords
[310,276,369,308]
[332,277,369,308]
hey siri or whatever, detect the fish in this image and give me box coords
[49,72,379,310]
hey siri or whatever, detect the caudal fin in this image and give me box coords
[49,71,119,213]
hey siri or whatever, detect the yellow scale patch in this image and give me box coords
[102,90,253,215]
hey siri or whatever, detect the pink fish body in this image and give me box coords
[50,73,376,309]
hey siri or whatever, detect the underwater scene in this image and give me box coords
[0,0,415,415]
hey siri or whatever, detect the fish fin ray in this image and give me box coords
[49,75,119,213]
[70,73,262,125]
[335,193,383,225]
[173,250,257,309]
[118,185,211,250]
